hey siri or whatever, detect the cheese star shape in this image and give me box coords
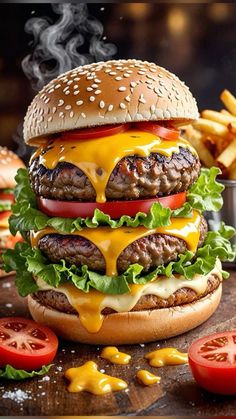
[65,361,128,395]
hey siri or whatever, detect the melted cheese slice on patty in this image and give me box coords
[31,129,196,203]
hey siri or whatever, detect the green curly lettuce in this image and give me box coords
[3,223,235,297]
[9,167,223,237]
[0,364,52,380]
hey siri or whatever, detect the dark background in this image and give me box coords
[1,3,236,159]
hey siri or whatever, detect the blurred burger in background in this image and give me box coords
[0,147,25,277]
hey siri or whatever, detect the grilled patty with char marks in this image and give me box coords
[29,147,200,202]
[38,216,207,274]
[32,273,221,314]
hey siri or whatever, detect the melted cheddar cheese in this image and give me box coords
[31,129,196,203]
[31,210,201,276]
[136,370,161,386]
[36,260,222,333]
[145,348,188,367]
[65,361,128,394]
[101,346,131,365]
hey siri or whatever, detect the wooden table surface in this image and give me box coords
[1,271,236,416]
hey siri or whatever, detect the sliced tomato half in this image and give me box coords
[62,123,129,141]
[135,122,179,141]
[0,317,58,371]
[188,331,236,395]
[38,192,186,219]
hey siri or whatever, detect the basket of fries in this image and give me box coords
[184,89,236,264]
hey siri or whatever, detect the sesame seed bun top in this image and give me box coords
[0,147,25,189]
[23,59,199,145]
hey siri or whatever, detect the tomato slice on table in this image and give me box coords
[135,122,179,141]
[38,192,186,219]
[0,317,58,371]
[62,123,128,141]
[188,331,236,395]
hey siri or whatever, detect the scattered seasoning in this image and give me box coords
[2,390,32,403]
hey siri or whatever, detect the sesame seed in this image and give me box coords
[73,85,79,89]
[65,91,70,95]
[59,112,64,118]
[95,90,101,95]
[55,84,61,89]
[87,76,94,80]
[70,111,74,118]
[58,99,64,107]
[52,107,57,114]
[125,95,130,102]
[139,95,146,104]
[73,90,80,95]
[150,68,156,73]
[76,100,83,106]
[87,87,93,92]
[89,96,95,102]
[118,86,126,92]
[123,73,130,78]
[115,76,122,81]
[67,80,73,85]
[48,116,53,122]
[130,81,137,88]
[99,100,105,109]
[108,104,113,111]
[91,84,98,88]
[65,105,72,110]
[150,104,156,113]
[138,70,146,75]
[109,72,116,76]
[48,88,54,93]
[95,79,101,83]
[127,70,133,74]
[63,87,69,92]
[74,77,80,81]
[44,97,50,104]
[120,102,126,109]
[81,112,86,118]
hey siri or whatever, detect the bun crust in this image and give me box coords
[24,59,199,145]
[28,284,222,344]
[0,147,25,189]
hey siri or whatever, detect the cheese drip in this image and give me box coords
[65,361,127,394]
[36,260,222,333]
[31,210,201,277]
[101,346,131,365]
[137,370,161,386]
[145,348,188,367]
[31,129,196,203]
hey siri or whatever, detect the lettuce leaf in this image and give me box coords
[3,223,235,297]
[9,167,224,236]
[188,167,224,211]
[0,364,52,380]
[0,201,12,212]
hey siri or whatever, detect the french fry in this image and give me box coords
[228,160,236,180]
[217,138,236,168]
[183,125,215,167]
[228,122,236,135]
[220,90,236,116]
[201,110,236,126]
[220,109,232,116]
[193,118,229,137]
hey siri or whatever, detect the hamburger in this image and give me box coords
[3,59,236,344]
[0,147,25,277]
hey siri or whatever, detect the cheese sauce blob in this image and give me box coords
[145,348,188,367]
[65,361,128,394]
[30,210,201,277]
[31,129,196,203]
[137,370,161,386]
[101,346,131,365]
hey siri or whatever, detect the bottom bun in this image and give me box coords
[28,284,222,344]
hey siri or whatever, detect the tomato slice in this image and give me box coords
[0,317,58,371]
[135,122,179,141]
[0,193,14,202]
[0,211,11,220]
[188,331,236,395]
[62,124,128,141]
[38,192,186,219]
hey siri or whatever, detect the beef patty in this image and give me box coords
[33,273,221,314]
[38,216,207,274]
[29,147,200,201]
